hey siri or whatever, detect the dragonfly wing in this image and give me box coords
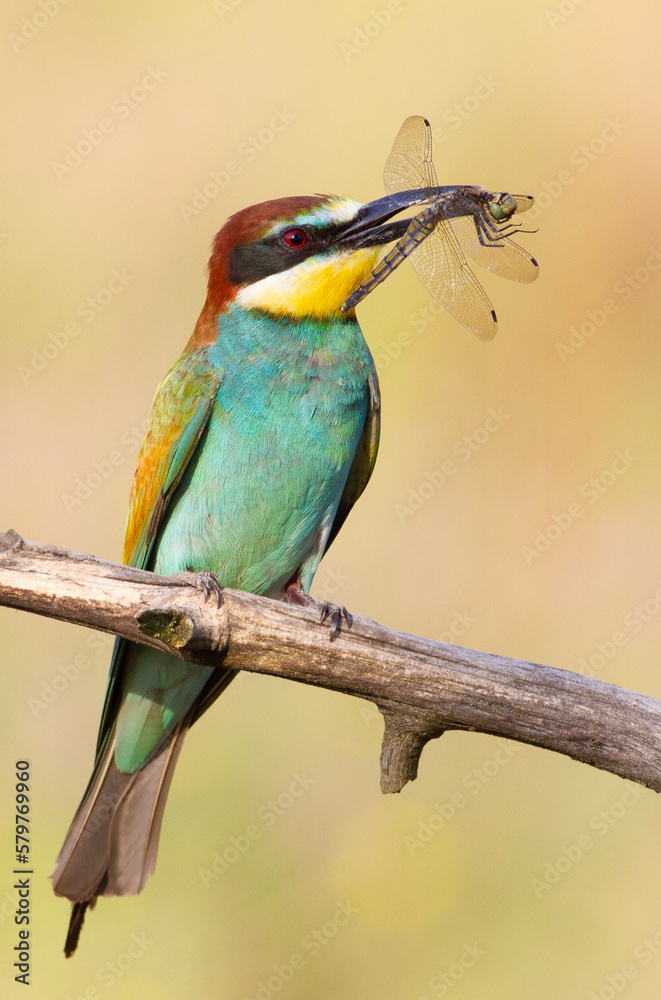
[377,115,536,334]
[383,115,438,195]
[448,213,539,283]
[409,214,498,342]
[512,194,535,214]
[382,117,494,337]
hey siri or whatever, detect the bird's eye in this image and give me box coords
[283,228,307,248]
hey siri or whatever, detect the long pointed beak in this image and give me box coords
[338,187,448,248]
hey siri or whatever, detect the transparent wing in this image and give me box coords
[383,115,438,196]
[512,194,535,214]
[448,213,539,283]
[373,115,536,338]
[382,117,496,339]
[409,206,498,342]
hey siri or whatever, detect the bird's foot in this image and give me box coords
[284,579,353,642]
[175,570,223,608]
[319,601,353,642]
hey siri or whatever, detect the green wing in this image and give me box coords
[325,372,381,553]
[95,351,221,756]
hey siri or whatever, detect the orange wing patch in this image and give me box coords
[123,352,222,570]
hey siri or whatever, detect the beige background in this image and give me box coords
[2,1,661,997]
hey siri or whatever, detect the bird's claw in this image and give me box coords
[283,579,352,642]
[176,570,223,608]
[319,602,353,642]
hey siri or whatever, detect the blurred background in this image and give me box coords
[2,1,661,997]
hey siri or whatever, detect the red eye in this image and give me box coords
[283,228,307,248]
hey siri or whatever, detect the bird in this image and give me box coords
[51,186,430,956]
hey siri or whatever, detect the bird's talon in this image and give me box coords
[177,570,223,608]
[330,610,341,642]
[318,601,352,641]
[206,573,223,608]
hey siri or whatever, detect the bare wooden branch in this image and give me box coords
[1,528,660,794]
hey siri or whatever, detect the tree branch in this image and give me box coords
[1,528,660,793]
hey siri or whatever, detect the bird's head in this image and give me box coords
[191,190,430,345]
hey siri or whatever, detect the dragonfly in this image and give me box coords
[341,115,538,341]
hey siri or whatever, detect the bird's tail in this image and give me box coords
[52,657,237,957]
[51,715,189,958]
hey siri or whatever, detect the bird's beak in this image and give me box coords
[337,187,439,249]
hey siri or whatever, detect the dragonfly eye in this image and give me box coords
[283,228,308,248]
[488,194,517,221]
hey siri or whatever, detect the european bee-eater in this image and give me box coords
[52,186,434,955]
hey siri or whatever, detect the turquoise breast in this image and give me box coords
[152,306,376,596]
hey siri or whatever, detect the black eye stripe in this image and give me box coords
[226,220,350,287]
[228,230,322,285]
